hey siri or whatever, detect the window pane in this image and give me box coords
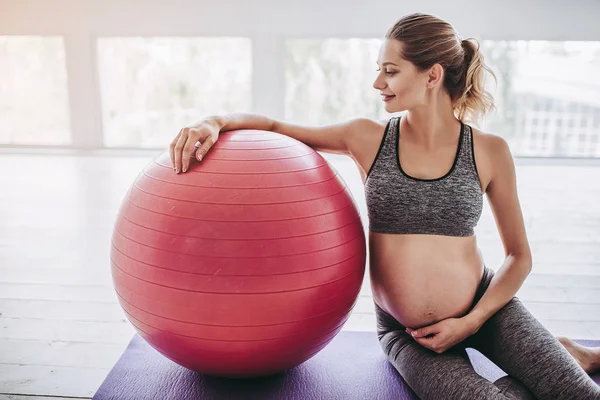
[481,41,600,158]
[0,36,71,145]
[98,37,252,148]
[285,39,390,125]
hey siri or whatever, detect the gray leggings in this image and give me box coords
[375,267,600,400]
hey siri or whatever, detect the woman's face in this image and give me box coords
[373,39,429,113]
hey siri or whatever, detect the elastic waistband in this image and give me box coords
[471,266,495,309]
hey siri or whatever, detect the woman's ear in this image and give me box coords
[426,63,444,88]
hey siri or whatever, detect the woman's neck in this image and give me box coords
[403,105,461,150]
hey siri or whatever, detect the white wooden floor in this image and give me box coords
[0,150,599,399]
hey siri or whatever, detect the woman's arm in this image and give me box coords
[465,134,533,332]
[171,112,375,173]
[217,112,372,154]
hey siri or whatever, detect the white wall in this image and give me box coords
[2,0,599,38]
[1,0,599,148]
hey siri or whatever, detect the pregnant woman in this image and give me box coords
[170,13,600,400]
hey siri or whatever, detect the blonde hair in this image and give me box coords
[385,13,496,125]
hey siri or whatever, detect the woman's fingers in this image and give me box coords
[195,135,214,162]
[169,130,183,171]
[172,129,191,173]
[170,122,219,173]
[180,130,199,173]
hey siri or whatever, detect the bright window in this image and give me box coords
[285,39,390,125]
[482,41,600,158]
[0,36,71,145]
[97,37,252,148]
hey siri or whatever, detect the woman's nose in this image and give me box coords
[373,76,385,90]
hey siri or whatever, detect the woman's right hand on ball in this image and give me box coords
[170,119,220,173]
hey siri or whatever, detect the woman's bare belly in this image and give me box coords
[369,231,485,330]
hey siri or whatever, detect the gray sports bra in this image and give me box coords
[364,116,483,237]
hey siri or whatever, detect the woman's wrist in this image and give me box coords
[200,115,225,132]
[463,311,484,335]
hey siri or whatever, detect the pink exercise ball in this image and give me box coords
[110,129,366,378]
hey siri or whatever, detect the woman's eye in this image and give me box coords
[376,69,395,75]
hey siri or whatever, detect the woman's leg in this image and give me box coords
[375,303,535,400]
[468,295,600,399]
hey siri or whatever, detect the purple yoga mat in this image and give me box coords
[93,332,600,400]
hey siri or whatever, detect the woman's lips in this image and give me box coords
[382,95,395,102]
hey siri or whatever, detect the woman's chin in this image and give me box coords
[385,102,404,113]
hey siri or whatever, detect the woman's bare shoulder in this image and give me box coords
[345,117,389,151]
[344,117,393,178]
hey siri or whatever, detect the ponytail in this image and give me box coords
[453,38,496,125]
